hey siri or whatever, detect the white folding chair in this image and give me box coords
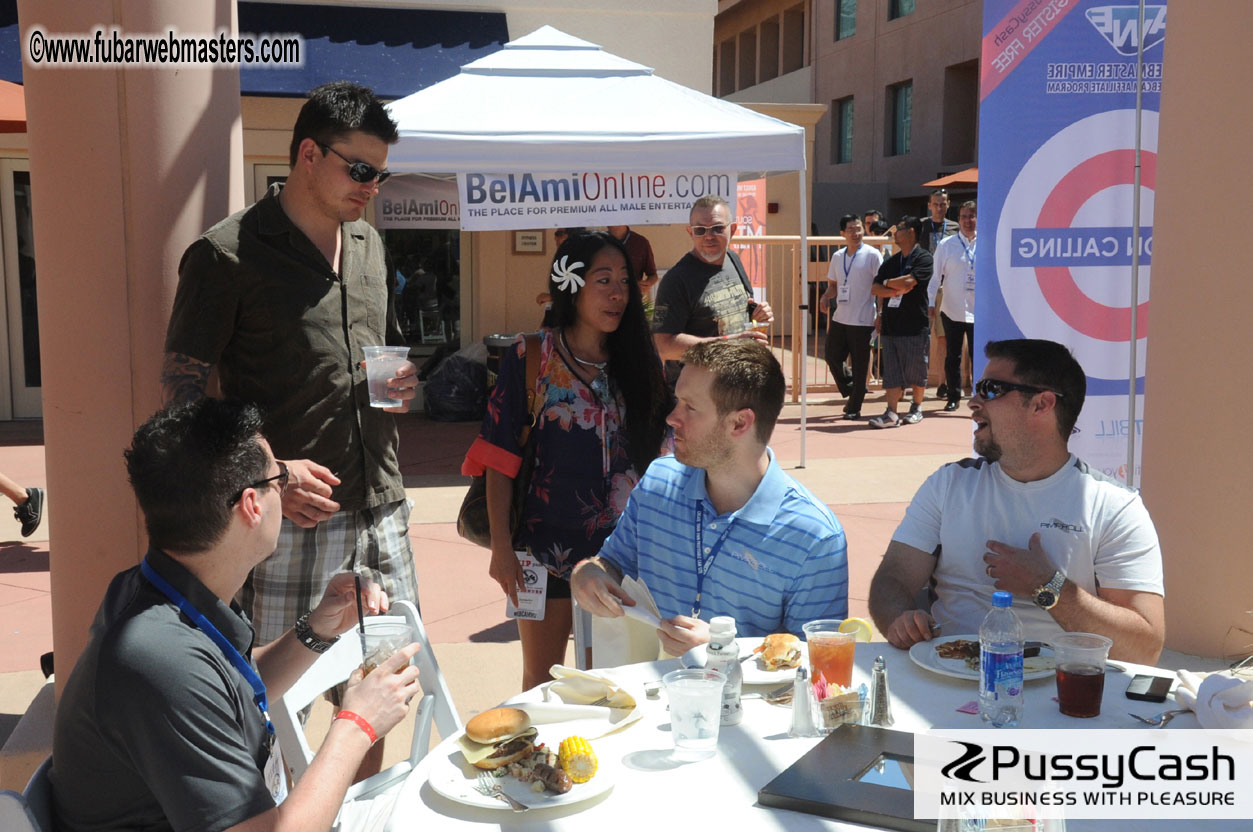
[572,598,594,670]
[0,754,53,832]
[271,600,461,801]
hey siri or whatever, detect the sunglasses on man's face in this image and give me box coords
[974,378,1063,402]
[690,224,728,237]
[317,142,391,185]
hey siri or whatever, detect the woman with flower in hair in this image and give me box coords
[462,230,669,690]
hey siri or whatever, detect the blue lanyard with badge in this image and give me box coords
[957,235,977,290]
[837,248,854,304]
[141,558,289,803]
[692,502,735,618]
[888,250,913,308]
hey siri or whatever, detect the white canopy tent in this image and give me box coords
[386,26,814,463]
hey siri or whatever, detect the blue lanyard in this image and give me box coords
[900,249,914,277]
[842,247,856,280]
[692,503,735,618]
[956,234,975,265]
[140,558,274,737]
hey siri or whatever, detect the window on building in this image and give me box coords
[782,4,806,74]
[888,81,912,156]
[836,0,857,40]
[738,28,757,90]
[759,17,780,83]
[889,0,915,20]
[718,40,736,95]
[832,97,854,164]
[942,60,979,165]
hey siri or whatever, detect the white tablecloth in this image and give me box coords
[376,644,1234,832]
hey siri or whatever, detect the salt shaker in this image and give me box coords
[788,665,821,738]
[867,655,895,727]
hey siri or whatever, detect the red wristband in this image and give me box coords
[334,710,377,744]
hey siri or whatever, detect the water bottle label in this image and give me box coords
[981,650,1023,699]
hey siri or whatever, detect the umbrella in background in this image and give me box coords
[922,167,977,189]
[0,81,25,133]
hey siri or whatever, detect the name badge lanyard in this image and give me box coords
[140,558,275,740]
[692,502,735,618]
[956,234,976,266]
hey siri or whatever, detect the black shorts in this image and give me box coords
[546,573,571,601]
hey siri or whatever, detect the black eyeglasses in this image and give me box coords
[317,142,391,185]
[690,224,728,237]
[975,378,1063,401]
[229,461,289,506]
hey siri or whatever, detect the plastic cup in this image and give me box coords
[662,668,727,761]
[360,619,415,677]
[803,619,856,689]
[363,345,411,408]
[1052,632,1112,717]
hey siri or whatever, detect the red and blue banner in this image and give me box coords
[976,1,1167,484]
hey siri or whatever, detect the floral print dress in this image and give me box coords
[461,329,638,580]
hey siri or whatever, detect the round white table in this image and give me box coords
[371,643,1231,832]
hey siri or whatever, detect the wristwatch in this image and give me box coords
[294,610,339,654]
[1032,571,1066,610]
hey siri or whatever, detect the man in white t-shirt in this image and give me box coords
[932,201,977,411]
[820,214,884,419]
[867,339,1165,664]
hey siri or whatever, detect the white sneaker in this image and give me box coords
[868,410,901,429]
[902,408,923,425]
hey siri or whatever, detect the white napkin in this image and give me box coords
[588,577,667,667]
[1175,668,1253,729]
[535,665,643,737]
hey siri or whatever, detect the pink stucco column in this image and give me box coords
[17,0,243,692]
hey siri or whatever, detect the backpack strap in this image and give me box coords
[517,333,544,447]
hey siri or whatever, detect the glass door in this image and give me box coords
[0,159,41,419]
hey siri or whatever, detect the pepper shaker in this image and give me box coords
[867,655,895,727]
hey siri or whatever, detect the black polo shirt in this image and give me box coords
[52,548,274,832]
[165,184,405,511]
[874,246,934,337]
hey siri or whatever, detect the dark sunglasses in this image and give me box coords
[690,224,728,237]
[975,378,1063,401]
[317,142,391,185]
[229,460,290,506]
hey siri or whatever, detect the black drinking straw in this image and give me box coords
[354,572,368,662]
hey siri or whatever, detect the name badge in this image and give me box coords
[265,733,289,804]
[887,295,903,308]
[965,269,976,290]
[837,283,851,304]
[505,550,548,621]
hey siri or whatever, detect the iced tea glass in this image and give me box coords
[361,619,415,677]
[803,619,856,690]
[1053,632,1112,717]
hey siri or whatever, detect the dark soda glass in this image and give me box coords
[1056,662,1105,717]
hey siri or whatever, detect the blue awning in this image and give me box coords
[0,1,508,99]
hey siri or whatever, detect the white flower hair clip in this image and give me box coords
[551,256,586,293]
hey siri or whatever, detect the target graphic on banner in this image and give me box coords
[995,109,1157,381]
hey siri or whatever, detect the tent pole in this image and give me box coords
[798,169,809,468]
[1126,0,1145,487]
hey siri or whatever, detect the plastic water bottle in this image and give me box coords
[705,616,744,725]
[979,591,1024,727]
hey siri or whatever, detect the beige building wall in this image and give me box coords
[1141,1,1252,659]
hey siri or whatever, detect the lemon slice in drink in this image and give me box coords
[838,617,874,642]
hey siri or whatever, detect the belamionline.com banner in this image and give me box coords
[456,171,735,231]
[915,730,1253,820]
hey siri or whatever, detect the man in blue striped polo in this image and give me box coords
[571,340,849,655]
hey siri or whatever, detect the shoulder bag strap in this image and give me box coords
[517,333,545,447]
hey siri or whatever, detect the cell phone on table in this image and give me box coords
[1125,673,1172,702]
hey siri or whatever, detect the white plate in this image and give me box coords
[908,635,1056,681]
[681,636,808,685]
[427,728,615,811]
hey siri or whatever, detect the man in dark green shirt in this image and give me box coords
[162,83,419,671]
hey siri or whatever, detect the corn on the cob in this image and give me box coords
[557,736,598,783]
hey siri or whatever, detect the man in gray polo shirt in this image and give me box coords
[162,82,419,659]
[52,399,420,832]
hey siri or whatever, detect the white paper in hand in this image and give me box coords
[621,603,661,629]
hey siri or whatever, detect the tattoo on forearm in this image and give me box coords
[161,352,212,404]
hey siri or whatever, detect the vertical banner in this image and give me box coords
[977,1,1166,485]
[733,178,767,289]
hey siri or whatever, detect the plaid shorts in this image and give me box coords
[238,499,419,646]
[881,333,930,389]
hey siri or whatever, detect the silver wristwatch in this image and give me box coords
[294,610,339,654]
[1032,571,1066,610]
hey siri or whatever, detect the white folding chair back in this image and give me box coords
[271,600,461,801]
[572,599,593,670]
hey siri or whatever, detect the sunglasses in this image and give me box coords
[975,378,1063,401]
[317,142,391,185]
[229,460,290,506]
[690,224,729,237]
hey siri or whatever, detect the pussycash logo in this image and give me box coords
[1085,6,1167,56]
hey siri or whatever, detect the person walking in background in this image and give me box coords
[1,473,42,537]
[464,231,669,691]
[819,215,883,420]
[932,200,978,411]
[869,217,934,427]
[921,189,959,401]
